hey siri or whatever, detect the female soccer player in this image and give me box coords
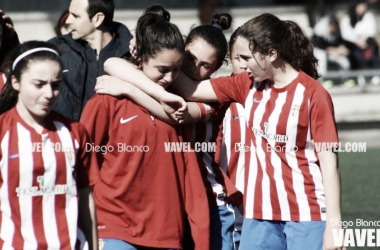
[98,13,345,250]
[0,41,99,249]
[98,13,242,250]
[80,5,209,250]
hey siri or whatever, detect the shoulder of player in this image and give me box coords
[84,93,134,115]
[49,111,79,130]
[0,109,17,140]
[48,112,91,144]
[297,71,331,98]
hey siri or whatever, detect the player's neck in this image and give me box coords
[272,63,299,89]
[16,103,45,134]
[86,29,113,56]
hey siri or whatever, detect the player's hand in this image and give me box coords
[173,109,188,124]
[129,36,137,59]
[95,75,129,97]
[323,223,346,250]
[355,37,367,50]
[159,92,188,119]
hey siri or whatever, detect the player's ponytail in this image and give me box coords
[238,13,319,79]
[185,13,232,66]
[134,4,184,66]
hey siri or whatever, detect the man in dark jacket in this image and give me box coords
[49,0,132,120]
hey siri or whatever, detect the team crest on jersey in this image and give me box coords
[290,104,300,119]
[37,176,44,188]
[65,146,74,161]
[15,175,69,197]
[264,122,269,133]
[252,122,288,142]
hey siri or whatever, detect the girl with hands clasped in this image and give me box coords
[98,13,345,250]
[0,41,99,250]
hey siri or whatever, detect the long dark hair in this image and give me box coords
[134,5,184,65]
[0,41,63,115]
[0,17,20,67]
[348,0,367,27]
[238,13,319,79]
[185,13,232,66]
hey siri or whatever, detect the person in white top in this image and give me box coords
[313,15,351,76]
[340,0,380,69]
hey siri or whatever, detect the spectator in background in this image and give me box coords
[306,0,326,28]
[340,0,380,71]
[54,9,71,36]
[0,10,20,67]
[313,15,352,87]
[49,0,133,121]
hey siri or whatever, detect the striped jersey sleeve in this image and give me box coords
[218,103,246,194]
[210,72,253,106]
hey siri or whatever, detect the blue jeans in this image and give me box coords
[240,219,325,250]
[210,204,235,250]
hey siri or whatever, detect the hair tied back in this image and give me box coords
[212,24,223,30]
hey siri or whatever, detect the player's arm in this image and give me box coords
[95,75,186,123]
[95,75,216,124]
[78,187,98,250]
[103,58,218,104]
[168,71,218,102]
[319,151,345,250]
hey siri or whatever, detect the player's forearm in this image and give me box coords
[319,151,342,220]
[319,151,344,249]
[104,57,167,100]
[170,72,218,102]
[126,84,179,124]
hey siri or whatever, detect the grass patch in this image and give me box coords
[339,147,380,249]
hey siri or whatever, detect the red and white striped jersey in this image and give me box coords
[211,71,339,221]
[0,107,99,249]
[217,102,246,230]
[219,102,246,194]
[183,103,242,207]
